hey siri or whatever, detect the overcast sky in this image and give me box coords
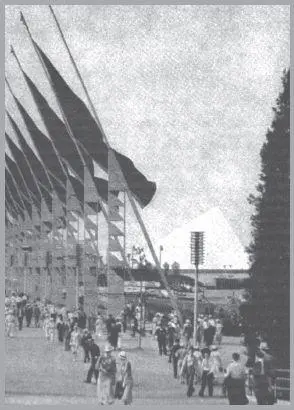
[5,5,290,259]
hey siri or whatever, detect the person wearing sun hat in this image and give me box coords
[96,344,117,405]
[193,345,203,385]
[210,345,223,383]
[180,345,198,397]
[183,319,193,347]
[70,323,80,361]
[116,351,133,404]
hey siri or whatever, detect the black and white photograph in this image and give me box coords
[4,4,290,406]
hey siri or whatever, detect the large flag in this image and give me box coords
[6,111,52,211]
[10,100,67,204]
[5,153,32,216]
[5,169,26,220]
[17,72,108,204]
[34,41,156,208]
[20,71,89,179]
[13,95,105,209]
[5,196,19,221]
[5,133,41,210]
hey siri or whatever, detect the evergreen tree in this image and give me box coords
[244,69,290,366]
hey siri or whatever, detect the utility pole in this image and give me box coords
[191,232,205,346]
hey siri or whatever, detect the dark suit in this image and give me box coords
[86,343,100,383]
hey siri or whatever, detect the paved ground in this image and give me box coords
[4,326,288,405]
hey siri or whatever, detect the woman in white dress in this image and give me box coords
[96,345,117,405]
[70,324,80,361]
[118,351,133,405]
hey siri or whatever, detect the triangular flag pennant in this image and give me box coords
[109,222,124,237]
[109,211,124,222]
[108,193,124,207]
[109,237,124,253]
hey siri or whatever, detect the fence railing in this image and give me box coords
[274,369,290,401]
[244,368,290,402]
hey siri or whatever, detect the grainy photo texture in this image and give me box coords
[4,4,290,406]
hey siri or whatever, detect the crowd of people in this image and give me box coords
[5,292,136,405]
[5,293,277,405]
[151,310,276,405]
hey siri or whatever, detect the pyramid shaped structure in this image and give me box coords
[158,207,249,270]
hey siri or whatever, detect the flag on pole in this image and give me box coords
[19,70,109,204]
[11,98,67,203]
[20,70,89,179]
[5,133,41,209]
[34,41,156,208]
[5,153,32,216]
[6,111,52,211]
[5,169,26,220]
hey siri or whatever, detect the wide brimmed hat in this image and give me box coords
[119,351,127,359]
[104,344,113,352]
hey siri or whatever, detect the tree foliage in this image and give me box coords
[244,69,290,366]
[171,261,180,275]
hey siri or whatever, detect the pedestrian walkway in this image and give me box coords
[5,327,289,405]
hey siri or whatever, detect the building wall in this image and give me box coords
[180,269,249,287]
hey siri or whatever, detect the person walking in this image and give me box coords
[81,329,92,363]
[210,346,223,383]
[176,345,187,384]
[155,323,167,356]
[48,317,55,343]
[17,302,25,331]
[95,313,104,338]
[64,318,71,351]
[6,308,16,338]
[214,319,223,345]
[43,314,50,340]
[224,353,248,405]
[117,351,133,405]
[252,349,275,405]
[180,346,198,397]
[167,322,176,353]
[193,345,203,385]
[108,321,120,350]
[204,323,216,347]
[199,348,215,397]
[77,308,87,330]
[173,317,181,341]
[85,338,100,384]
[106,314,115,335]
[182,319,193,347]
[151,315,157,339]
[131,316,139,337]
[70,324,80,361]
[96,344,117,405]
[168,338,181,379]
[56,315,65,343]
[33,303,41,328]
[25,303,33,327]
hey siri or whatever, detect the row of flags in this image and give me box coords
[5,9,182,323]
[6,39,157,225]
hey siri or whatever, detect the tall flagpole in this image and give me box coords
[48,5,183,324]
